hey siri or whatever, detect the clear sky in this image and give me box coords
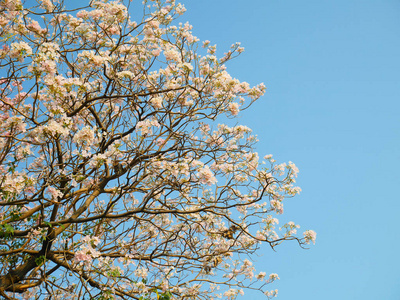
[178,0,400,299]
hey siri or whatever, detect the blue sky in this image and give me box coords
[179,0,400,299]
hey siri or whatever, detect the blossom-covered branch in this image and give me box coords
[0,0,315,299]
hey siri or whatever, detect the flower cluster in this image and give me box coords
[197,165,218,186]
[136,118,160,136]
[303,230,317,244]
[74,236,101,267]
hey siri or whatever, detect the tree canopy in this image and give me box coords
[0,0,316,299]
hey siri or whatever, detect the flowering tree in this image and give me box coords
[0,0,316,299]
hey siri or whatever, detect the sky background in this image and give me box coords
[177,0,400,299]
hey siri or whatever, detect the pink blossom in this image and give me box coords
[74,243,101,265]
[268,273,280,282]
[74,250,92,263]
[134,267,148,278]
[197,166,217,186]
[164,48,180,62]
[150,96,163,108]
[39,0,54,11]
[27,20,43,32]
[264,289,278,298]
[152,49,161,57]
[270,199,283,214]
[47,186,63,200]
[136,119,160,135]
[156,138,166,147]
[303,230,317,244]
[228,102,239,116]
[10,42,32,59]
[256,272,266,280]
[76,10,89,18]
[0,17,8,27]
[73,126,96,146]
[264,154,273,160]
